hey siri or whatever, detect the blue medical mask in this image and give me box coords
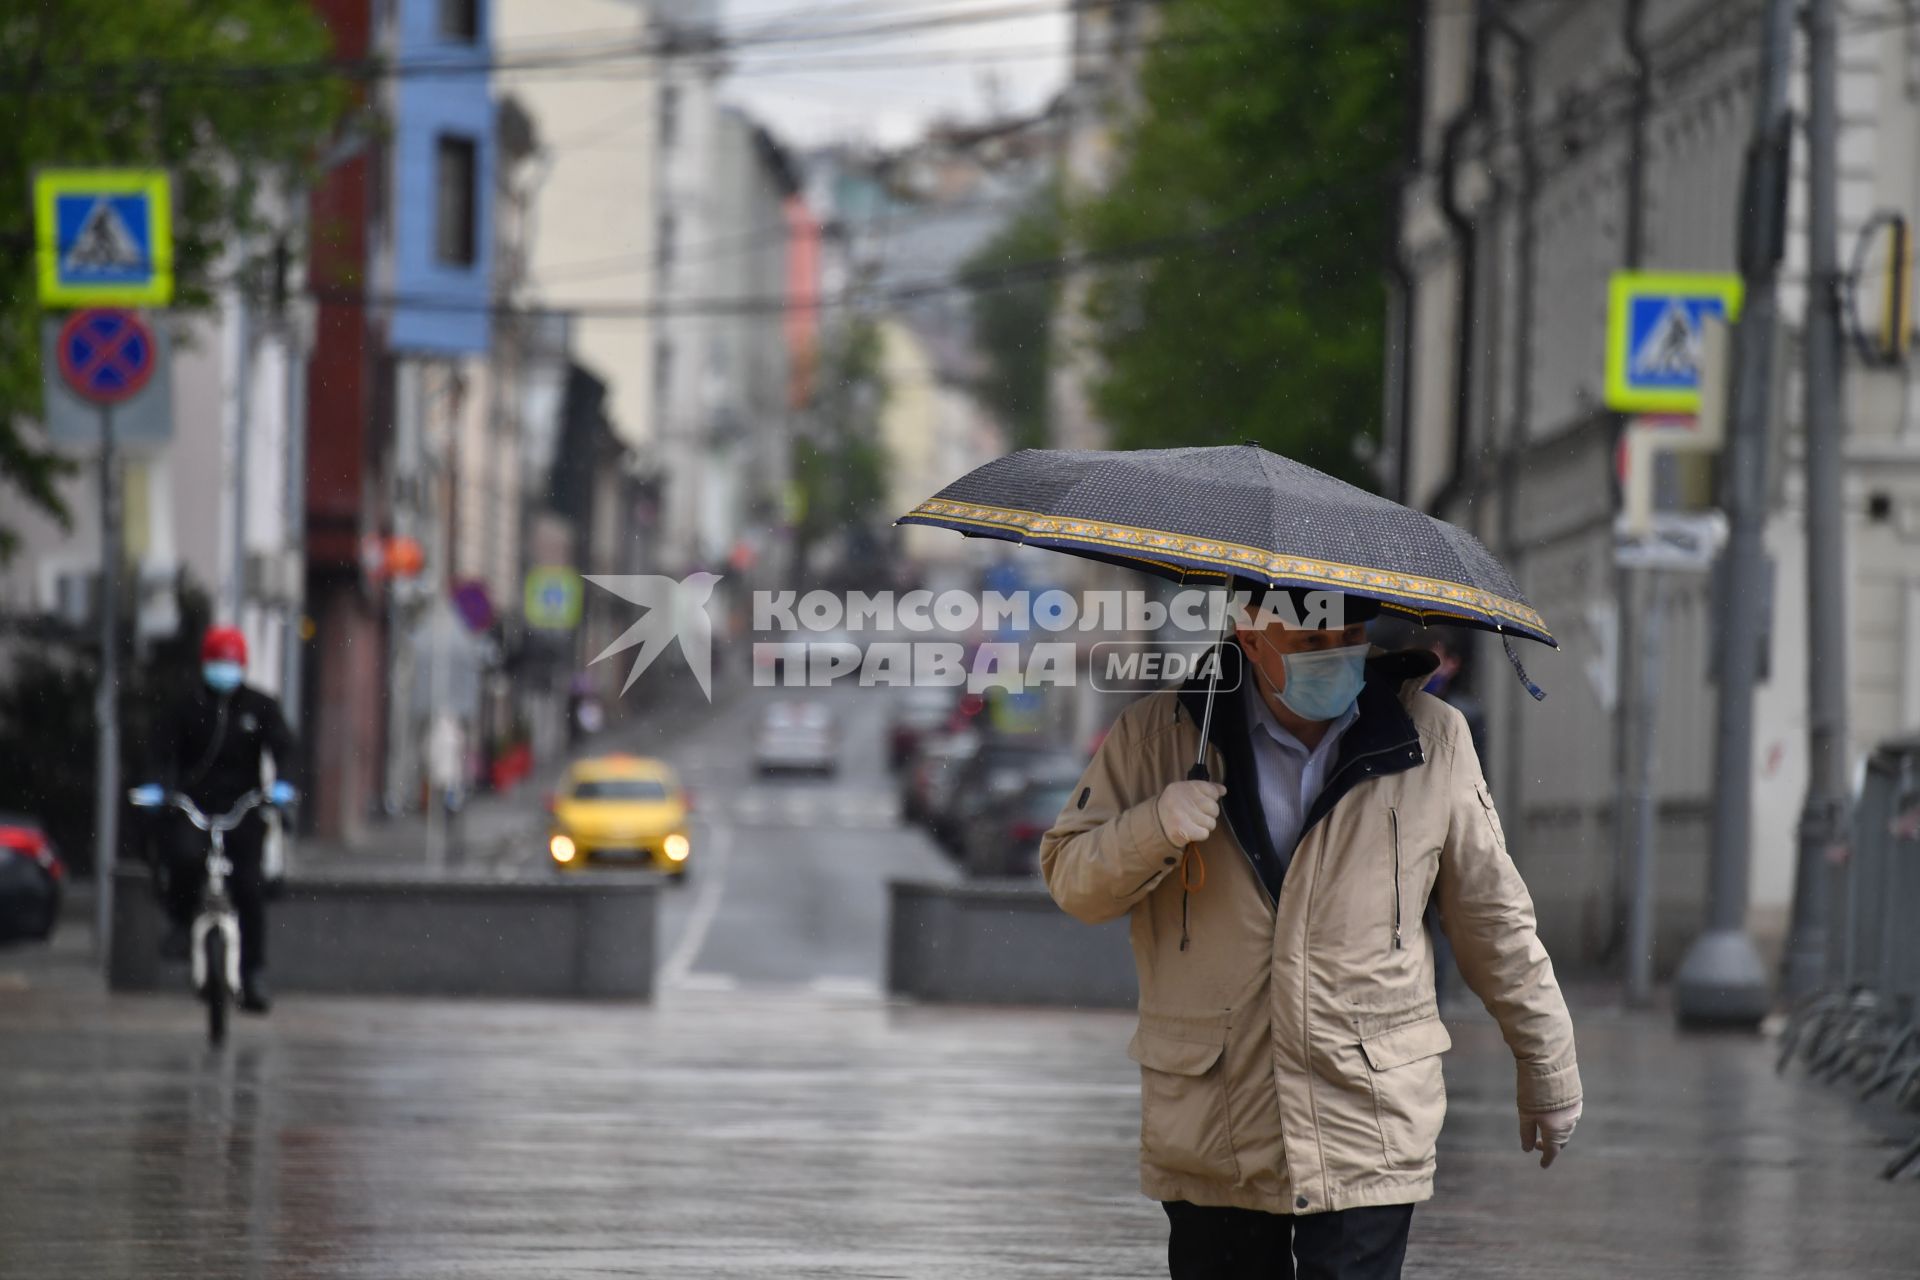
[1255,639,1369,722]
[203,660,243,693]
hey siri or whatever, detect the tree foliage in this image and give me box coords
[0,0,346,556]
[1073,0,1408,486]
[962,184,1062,452]
[794,317,891,564]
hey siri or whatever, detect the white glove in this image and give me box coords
[1154,780,1225,846]
[1519,1101,1581,1168]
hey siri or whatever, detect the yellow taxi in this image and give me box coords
[546,754,692,876]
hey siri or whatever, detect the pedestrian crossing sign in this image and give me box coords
[33,169,174,307]
[525,566,583,631]
[1605,271,1742,413]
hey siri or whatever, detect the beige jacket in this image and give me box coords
[1040,647,1580,1215]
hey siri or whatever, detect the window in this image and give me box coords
[571,778,670,801]
[435,135,478,267]
[656,212,677,271]
[654,338,673,403]
[660,86,681,151]
[654,339,673,397]
[439,0,479,41]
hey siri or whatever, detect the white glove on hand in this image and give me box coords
[1154,780,1225,847]
[1519,1101,1582,1168]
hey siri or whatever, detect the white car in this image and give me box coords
[754,700,839,775]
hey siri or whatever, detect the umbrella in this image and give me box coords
[898,445,1552,646]
[897,445,1552,777]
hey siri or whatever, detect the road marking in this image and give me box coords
[672,972,740,992]
[806,975,882,999]
[714,788,902,829]
[660,818,732,989]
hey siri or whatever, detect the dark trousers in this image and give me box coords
[159,812,268,975]
[1164,1201,1414,1280]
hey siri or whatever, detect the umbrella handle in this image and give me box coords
[1181,631,1222,907]
[1181,761,1211,891]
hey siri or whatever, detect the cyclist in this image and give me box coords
[142,625,298,1013]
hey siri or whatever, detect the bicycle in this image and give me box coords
[129,785,285,1046]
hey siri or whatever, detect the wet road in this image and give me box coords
[317,682,957,992]
[4,686,1920,1276]
[644,685,950,994]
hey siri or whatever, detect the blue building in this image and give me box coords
[385,0,494,355]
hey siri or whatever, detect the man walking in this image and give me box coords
[1041,586,1581,1279]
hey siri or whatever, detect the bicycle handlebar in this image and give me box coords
[128,788,276,834]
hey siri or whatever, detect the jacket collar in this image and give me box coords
[1175,642,1437,900]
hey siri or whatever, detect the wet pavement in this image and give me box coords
[3,975,1918,1278]
[5,683,1918,1276]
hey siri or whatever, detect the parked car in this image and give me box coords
[0,814,65,943]
[958,768,1082,879]
[755,700,839,775]
[887,687,957,771]
[935,737,1083,853]
[901,728,980,828]
[547,755,692,877]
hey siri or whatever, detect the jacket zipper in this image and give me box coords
[1197,741,1277,910]
[1389,805,1404,950]
[1231,736,1423,916]
[1290,735,1421,860]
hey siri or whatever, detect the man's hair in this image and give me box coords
[1232,578,1381,628]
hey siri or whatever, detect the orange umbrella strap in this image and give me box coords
[1180,843,1206,892]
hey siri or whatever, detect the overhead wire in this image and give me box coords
[0,0,1534,96]
[20,0,1788,335]
[0,0,1127,94]
[267,164,1402,324]
[298,3,1759,323]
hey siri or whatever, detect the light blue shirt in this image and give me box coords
[1242,675,1359,869]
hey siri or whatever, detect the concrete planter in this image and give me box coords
[887,878,1135,1008]
[108,865,656,999]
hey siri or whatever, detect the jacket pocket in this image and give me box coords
[1128,1015,1239,1182]
[1474,780,1508,851]
[1358,1016,1451,1174]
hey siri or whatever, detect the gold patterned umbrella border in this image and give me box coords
[898,497,1555,645]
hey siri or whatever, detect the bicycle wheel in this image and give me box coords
[203,930,228,1047]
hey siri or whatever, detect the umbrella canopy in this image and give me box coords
[896,445,1554,648]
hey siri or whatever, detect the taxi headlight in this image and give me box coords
[663,833,690,863]
[550,833,577,863]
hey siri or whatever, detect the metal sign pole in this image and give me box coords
[32,172,175,972]
[1674,0,1794,1027]
[1782,0,1849,1001]
[1625,570,1665,1005]
[227,292,252,623]
[93,403,121,966]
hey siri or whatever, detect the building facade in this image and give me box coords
[1395,0,1920,974]
[302,0,502,838]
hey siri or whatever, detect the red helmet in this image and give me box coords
[201,626,248,667]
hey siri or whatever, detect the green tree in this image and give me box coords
[794,317,890,567]
[1074,0,1408,485]
[963,183,1062,452]
[0,0,346,556]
